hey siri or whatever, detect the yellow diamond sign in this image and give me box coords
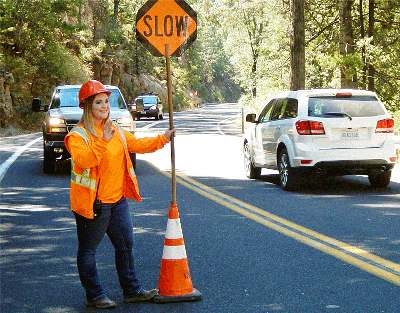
[136,0,197,57]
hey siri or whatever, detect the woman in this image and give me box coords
[65,80,175,309]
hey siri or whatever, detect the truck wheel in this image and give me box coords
[43,148,55,174]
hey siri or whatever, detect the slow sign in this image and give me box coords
[136,0,197,57]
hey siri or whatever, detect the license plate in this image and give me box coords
[341,130,359,139]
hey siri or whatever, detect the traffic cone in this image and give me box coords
[154,203,202,303]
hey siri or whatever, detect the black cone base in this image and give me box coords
[154,288,202,303]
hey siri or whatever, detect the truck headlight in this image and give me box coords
[49,127,67,133]
[49,117,65,126]
[49,117,67,132]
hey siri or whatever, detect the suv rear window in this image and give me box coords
[308,96,385,118]
[140,96,157,104]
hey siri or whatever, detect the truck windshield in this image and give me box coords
[308,96,385,118]
[51,88,127,109]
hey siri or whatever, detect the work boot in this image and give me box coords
[87,296,117,309]
[123,289,158,303]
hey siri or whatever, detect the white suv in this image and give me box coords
[243,89,396,190]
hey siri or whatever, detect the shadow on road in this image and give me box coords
[258,172,400,195]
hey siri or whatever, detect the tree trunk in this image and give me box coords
[368,0,375,91]
[113,0,119,20]
[359,0,367,89]
[339,0,358,88]
[290,0,305,91]
[251,54,257,98]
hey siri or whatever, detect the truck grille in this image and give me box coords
[66,120,80,132]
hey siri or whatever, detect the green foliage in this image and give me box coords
[173,89,190,111]
[391,110,400,134]
[2,0,400,134]
[304,0,400,112]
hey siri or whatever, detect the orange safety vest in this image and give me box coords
[65,123,141,219]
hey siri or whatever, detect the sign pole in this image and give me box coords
[165,44,177,205]
[136,1,201,302]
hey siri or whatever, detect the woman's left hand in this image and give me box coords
[164,128,176,140]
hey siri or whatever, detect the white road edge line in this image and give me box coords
[0,137,42,183]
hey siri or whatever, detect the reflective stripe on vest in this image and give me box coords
[71,171,96,190]
[69,126,95,190]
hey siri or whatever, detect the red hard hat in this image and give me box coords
[79,80,111,108]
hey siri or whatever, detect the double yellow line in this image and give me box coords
[156,166,400,286]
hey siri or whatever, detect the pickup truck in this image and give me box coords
[32,84,136,173]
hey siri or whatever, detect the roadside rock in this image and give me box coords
[0,71,14,127]
[0,125,23,137]
[121,73,168,105]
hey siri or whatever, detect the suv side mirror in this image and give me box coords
[32,98,43,112]
[246,113,257,123]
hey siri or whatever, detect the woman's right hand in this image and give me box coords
[164,127,176,140]
[102,119,115,141]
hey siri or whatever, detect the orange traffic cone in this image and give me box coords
[154,203,202,303]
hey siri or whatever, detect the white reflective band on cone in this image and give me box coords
[165,218,184,239]
[162,245,187,260]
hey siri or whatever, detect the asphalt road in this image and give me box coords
[2,103,400,312]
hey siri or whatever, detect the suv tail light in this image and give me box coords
[335,92,352,98]
[375,118,394,133]
[296,120,326,135]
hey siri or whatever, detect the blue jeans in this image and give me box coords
[74,197,142,301]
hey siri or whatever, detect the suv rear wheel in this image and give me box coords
[278,148,297,191]
[368,170,391,188]
[244,142,261,179]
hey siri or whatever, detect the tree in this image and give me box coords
[359,0,367,88]
[219,0,269,98]
[304,0,339,89]
[290,0,305,90]
[214,0,289,100]
[338,0,358,88]
[0,0,89,98]
[367,0,375,91]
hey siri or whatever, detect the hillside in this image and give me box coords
[2,0,400,136]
